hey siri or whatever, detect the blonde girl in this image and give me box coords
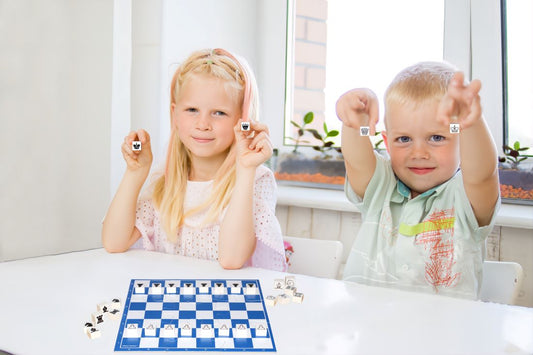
[102,48,287,271]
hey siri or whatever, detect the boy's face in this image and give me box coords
[382,100,460,198]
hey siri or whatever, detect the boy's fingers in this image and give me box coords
[469,79,482,94]
[436,94,456,125]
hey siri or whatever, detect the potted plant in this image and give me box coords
[498,141,533,204]
[274,112,385,189]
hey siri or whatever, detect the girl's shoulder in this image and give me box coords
[255,164,275,181]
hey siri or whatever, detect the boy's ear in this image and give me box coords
[381,130,390,153]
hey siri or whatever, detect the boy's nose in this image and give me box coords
[411,142,429,159]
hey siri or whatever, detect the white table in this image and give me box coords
[0,249,532,355]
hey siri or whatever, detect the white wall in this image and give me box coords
[0,0,113,261]
[111,0,287,193]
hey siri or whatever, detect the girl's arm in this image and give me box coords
[102,130,153,252]
[437,73,499,226]
[218,121,272,269]
[336,88,380,198]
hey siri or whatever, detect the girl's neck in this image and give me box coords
[189,157,225,182]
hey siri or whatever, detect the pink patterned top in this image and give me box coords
[134,165,287,271]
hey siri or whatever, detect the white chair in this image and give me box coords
[479,261,524,305]
[284,236,343,279]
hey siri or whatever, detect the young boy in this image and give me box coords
[336,62,500,299]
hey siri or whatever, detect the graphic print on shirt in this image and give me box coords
[400,208,459,291]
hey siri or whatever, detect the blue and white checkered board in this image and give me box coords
[114,279,276,352]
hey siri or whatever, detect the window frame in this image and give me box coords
[282,0,505,157]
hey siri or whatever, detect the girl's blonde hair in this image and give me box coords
[384,61,457,125]
[152,48,259,242]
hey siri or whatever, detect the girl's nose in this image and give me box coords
[196,113,212,130]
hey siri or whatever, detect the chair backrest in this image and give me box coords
[479,261,523,305]
[284,236,343,279]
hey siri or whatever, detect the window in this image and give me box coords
[502,0,533,152]
[284,0,445,148]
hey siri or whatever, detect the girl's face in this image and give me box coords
[172,74,241,167]
[382,99,460,198]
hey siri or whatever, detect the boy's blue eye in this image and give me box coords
[430,135,445,142]
[186,108,198,113]
[213,111,227,117]
[396,136,411,143]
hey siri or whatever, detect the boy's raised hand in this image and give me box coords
[122,129,153,172]
[437,72,483,130]
[234,120,273,170]
[336,88,380,135]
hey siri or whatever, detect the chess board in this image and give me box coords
[114,279,276,352]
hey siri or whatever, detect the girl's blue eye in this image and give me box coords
[186,108,197,113]
[213,111,226,117]
[430,135,445,142]
[397,136,411,143]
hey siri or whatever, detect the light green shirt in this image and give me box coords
[343,153,499,299]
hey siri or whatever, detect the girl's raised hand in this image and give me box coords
[234,120,273,170]
[336,88,380,135]
[121,129,153,172]
[437,72,483,130]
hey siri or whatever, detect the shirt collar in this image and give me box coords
[397,179,438,199]
[393,168,461,201]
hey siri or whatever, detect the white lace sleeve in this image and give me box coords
[249,165,288,271]
[134,198,156,251]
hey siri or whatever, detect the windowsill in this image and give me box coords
[276,185,533,230]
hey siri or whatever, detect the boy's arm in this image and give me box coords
[438,73,499,226]
[460,118,499,226]
[336,89,379,198]
[102,130,152,252]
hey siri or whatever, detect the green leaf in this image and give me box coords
[326,130,339,138]
[290,120,302,129]
[513,141,520,150]
[518,147,530,152]
[306,128,323,140]
[323,122,328,134]
[303,111,314,124]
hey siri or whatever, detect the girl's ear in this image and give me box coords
[171,103,176,116]
[170,103,178,127]
[381,130,390,153]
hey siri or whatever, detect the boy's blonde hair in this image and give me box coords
[152,48,259,242]
[384,61,457,125]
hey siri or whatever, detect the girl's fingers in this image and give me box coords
[121,129,153,170]
[247,131,270,151]
[136,129,151,146]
